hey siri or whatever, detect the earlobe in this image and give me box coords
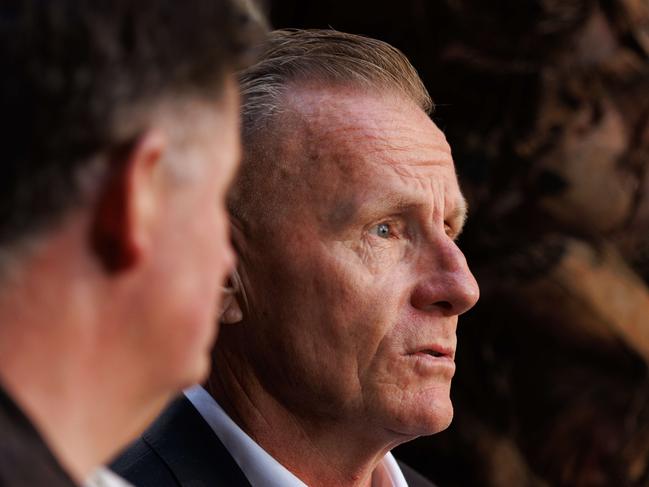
[90,130,167,273]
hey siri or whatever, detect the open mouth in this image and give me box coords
[422,350,445,358]
[408,346,456,372]
[409,346,455,360]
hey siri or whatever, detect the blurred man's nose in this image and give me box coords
[410,235,480,316]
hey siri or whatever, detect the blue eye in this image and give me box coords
[373,223,391,239]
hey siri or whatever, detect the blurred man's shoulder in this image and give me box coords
[112,395,251,487]
[0,385,76,487]
[397,460,438,487]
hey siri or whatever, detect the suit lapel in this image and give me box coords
[397,460,437,487]
[143,395,252,487]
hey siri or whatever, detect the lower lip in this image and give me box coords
[409,353,456,375]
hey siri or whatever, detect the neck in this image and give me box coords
[210,349,400,487]
[0,238,169,483]
[0,350,165,484]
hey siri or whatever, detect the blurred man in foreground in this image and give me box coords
[114,29,479,487]
[0,1,264,486]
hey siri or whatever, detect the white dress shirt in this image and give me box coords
[184,385,409,487]
[84,467,133,487]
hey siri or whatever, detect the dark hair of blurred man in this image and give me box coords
[0,1,265,486]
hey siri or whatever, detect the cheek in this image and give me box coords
[245,258,372,395]
[208,205,234,280]
[167,197,229,341]
[192,173,233,271]
[352,290,409,380]
[306,265,405,380]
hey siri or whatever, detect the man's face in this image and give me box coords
[136,79,239,392]
[238,87,479,441]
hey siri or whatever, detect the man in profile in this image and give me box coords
[0,1,264,486]
[114,29,479,487]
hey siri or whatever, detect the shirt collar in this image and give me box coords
[184,385,306,487]
[84,467,133,487]
[184,385,407,487]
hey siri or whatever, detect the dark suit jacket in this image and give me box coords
[112,395,436,487]
[0,384,78,487]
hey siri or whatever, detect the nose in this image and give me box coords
[410,236,480,316]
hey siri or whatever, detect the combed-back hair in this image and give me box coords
[0,0,266,249]
[239,28,433,138]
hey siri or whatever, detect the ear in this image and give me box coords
[220,221,250,325]
[220,280,243,324]
[90,130,167,273]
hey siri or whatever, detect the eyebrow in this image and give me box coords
[449,196,469,238]
[335,192,470,232]
[453,196,469,229]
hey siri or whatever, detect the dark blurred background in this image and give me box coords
[267,1,649,486]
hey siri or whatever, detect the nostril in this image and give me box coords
[435,300,453,311]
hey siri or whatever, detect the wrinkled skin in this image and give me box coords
[223,86,479,450]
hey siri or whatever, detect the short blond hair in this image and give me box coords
[239,28,433,136]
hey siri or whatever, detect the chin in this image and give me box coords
[190,352,213,386]
[168,350,212,394]
[417,399,454,436]
[431,404,454,433]
[387,392,455,439]
[174,312,219,389]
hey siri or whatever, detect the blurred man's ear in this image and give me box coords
[220,274,244,324]
[91,130,167,273]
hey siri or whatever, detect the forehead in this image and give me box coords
[275,86,464,220]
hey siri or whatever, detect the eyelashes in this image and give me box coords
[368,220,461,242]
[368,220,406,240]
